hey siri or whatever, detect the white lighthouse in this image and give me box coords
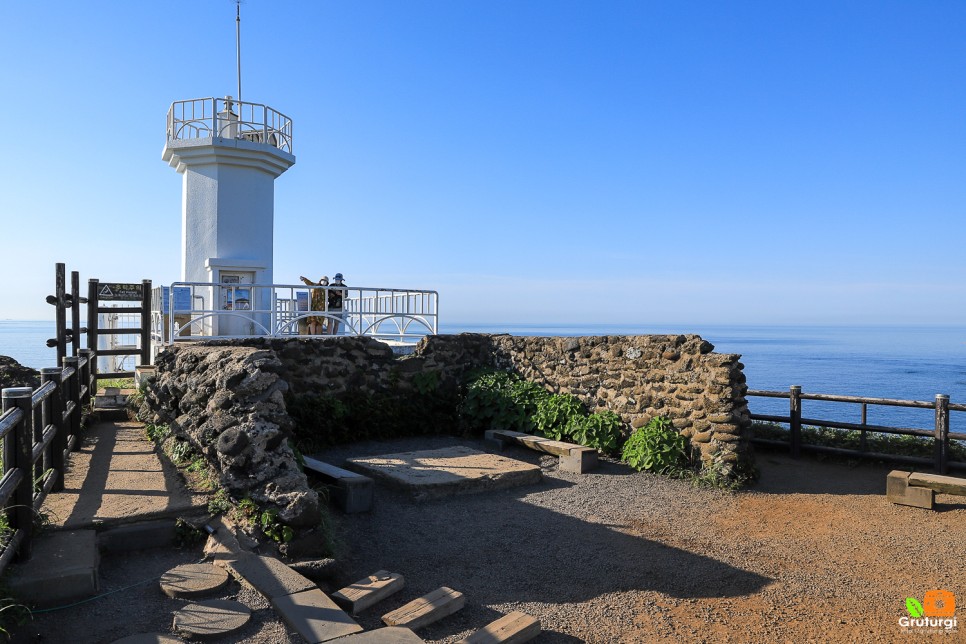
[162,97,295,334]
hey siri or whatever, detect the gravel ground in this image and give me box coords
[14,435,966,643]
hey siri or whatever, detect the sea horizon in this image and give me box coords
[2,320,964,430]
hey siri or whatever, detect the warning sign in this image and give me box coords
[98,282,143,301]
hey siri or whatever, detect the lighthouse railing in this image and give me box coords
[166,97,293,154]
[153,282,437,347]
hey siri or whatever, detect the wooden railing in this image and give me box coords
[748,387,966,474]
[0,351,94,572]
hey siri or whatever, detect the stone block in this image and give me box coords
[334,627,425,643]
[886,470,934,509]
[559,447,598,474]
[304,457,374,514]
[223,554,317,600]
[7,530,99,607]
[98,519,177,553]
[271,588,363,642]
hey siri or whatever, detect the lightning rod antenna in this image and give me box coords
[235,0,242,102]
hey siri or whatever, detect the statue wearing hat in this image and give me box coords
[299,275,329,335]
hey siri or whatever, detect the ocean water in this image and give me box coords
[3,320,964,431]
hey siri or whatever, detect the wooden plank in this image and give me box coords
[908,472,966,496]
[382,587,465,630]
[489,430,574,457]
[458,611,540,644]
[333,570,405,614]
[304,456,370,481]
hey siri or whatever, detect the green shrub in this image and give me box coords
[533,393,585,440]
[570,411,624,455]
[459,371,548,434]
[622,416,689,474]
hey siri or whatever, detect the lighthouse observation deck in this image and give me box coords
[166,97,293,153]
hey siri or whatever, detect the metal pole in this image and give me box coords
[789,385,802,458]
[236,1,242,102]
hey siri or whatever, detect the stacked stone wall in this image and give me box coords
[143,333,751,526]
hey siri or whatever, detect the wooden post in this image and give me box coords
[41,368,66,493]
[935,394,950,475]
[63,357,81,451]
[70,270,81,357]
[78,348,93,410]
[2,387,35,559]
[140,279,152,367]
[87,279,99,388]
[789,385,802,458]
[54,263,67,367]
[859,402,868,453]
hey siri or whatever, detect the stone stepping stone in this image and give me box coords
[332,570,405,614]
[335,626,425,643]
[270,588,363,642]
[172,599,251,639]
[458,611,541,643]
[160,563,230,599]
[110,635,182,644]
[222,553,316,600]
[382,587,465,630]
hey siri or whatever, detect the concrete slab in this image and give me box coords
[304,457,375,514]
[98,519,178,552]
[222,553,317,600]
[333,627,425,643]
[110,633,183,644]
[160,563,230,598]
[41,421,207,530]
[346,447,541,500]
[271,588,364,642]
[7,529,98,607]
[172,599,250,639]
[886,470,935,509]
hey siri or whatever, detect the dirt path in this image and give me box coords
[14,438,966,643]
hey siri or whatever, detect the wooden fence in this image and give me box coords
[748,387,966,474]
[0,352,93,572]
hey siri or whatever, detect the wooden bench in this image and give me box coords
[484,430,598,474]
[886,470,966,509]
[303,457,374,514]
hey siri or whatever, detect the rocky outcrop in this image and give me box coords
[0,355,40,390]
[145,345,320,527]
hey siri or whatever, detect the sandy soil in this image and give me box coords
[12,439,965,643]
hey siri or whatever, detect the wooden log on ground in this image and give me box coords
[457,610,540,644]
[382,587,465,630]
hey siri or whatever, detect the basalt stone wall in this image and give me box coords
[144,333,751,526]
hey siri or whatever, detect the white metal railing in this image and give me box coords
[151,282,437,347]
[166,97,293,153]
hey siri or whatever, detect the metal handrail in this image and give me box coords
[152,282,438,345]
[166,97,293,154]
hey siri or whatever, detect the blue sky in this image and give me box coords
[1,1,964,325]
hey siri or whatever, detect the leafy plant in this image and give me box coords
[533,394,585,440]
[207,488,232,515]
[570,411,624,455]
[622,416,689,474]
[174,518,206,548]
[145,423,171,443]
[459,371,548,434]
[259,507,294,543]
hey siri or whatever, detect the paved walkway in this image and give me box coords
[43,419,207,528]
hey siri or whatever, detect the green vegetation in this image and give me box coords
[622,416,690,475]
[459,370,625,455]
[98,377,134,390]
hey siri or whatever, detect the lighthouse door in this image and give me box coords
[219,270,255,336]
